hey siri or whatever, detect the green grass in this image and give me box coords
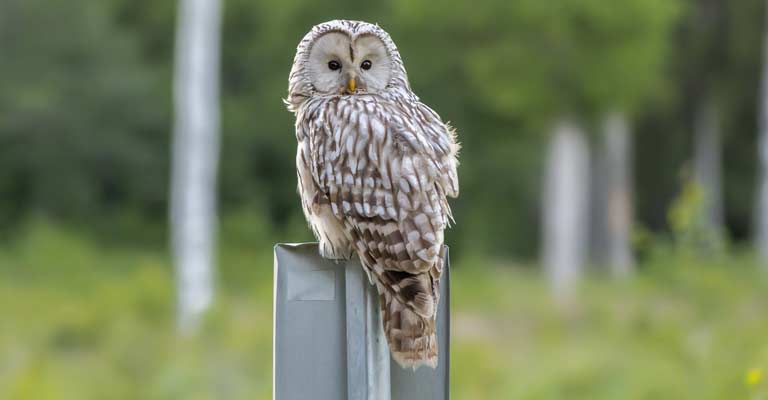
[451,261,768,399]
[2,221,768,399]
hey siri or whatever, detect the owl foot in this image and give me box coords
[318,240,353,261]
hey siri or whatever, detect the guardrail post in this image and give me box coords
[274,243,449,400]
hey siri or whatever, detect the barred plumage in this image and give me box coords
[286,20,459,369]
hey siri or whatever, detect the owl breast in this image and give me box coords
[294,91,459,368]
[296,93,457,267]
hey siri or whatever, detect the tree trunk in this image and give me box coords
[170,0,222,334]
[542,119,590,303]
[756,1,768,265]
[693,95,724,235]
[588,131,608,269]
[600,112,634,277]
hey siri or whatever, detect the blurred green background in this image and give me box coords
[3,0,768,398]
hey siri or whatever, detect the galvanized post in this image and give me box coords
[274,243,449,400]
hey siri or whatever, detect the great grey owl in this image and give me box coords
[286,20,460,369]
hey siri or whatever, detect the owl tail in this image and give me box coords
[379,288,439,370]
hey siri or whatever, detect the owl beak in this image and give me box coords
[348,77,356,93]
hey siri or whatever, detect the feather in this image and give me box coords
[288,20,459,370]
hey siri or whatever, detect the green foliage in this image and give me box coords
[392,0,681,121]
[635,0,765,237]
[451,255,768,399]
[0,221,273,400]
[2,0,764,256]
[0,0,693,258]
[666,178,726,257]
[0,0,170,226]
[2,222,768,399]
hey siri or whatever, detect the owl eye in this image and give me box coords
[328,60,341,71]
[360,60,372,70]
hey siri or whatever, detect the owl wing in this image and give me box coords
[302,96,458,319]
[410,100,460,200]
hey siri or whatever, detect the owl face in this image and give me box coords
[307,31,393,95]
[287,20,412,109]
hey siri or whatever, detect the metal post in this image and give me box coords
[274,243,449,400]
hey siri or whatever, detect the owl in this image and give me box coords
[286,20,460,369]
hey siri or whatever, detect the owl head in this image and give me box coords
[286,20,411,111]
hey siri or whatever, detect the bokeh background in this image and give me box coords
[3,0,768,398]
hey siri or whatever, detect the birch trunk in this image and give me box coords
[756,1,768,265]
[601,112,634,277]
[170,0,222,334]
[542,119,590,303]
[693,95,724,236]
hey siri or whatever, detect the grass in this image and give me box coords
[451,261,768,399]
[2,220,768,399]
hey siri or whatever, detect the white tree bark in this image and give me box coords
[170,0,222,334]
[542,119,590,303]
[601,112,635,277]
[756,1,768,265]
[588,134,608,268]
[693,95,724,235]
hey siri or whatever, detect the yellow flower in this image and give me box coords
[746,367,763,387]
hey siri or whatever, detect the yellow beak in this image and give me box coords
[348,78,356,93]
